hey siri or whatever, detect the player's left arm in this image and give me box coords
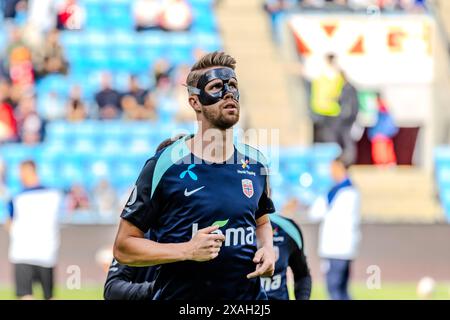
[247,214,275,279]
[104,260,154,300]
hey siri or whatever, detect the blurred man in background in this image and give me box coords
[309,53,344,145]
[309,156,361,300]
[337,72,360,166]
[5,160,63,300]
[368,92,398,166]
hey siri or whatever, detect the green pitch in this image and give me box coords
[0,282,449,300]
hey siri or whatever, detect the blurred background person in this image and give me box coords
[66,85,88,122]
[0,86,18,143]
[34,28,68,79]
[132,0,163,31]
[368,92,399,166]
[65,183,91,214]
[56,0,85,31]
[309,156,361,300]
[337,71,360,166]
[95,72,122,120]
[92,179,119,222]
[15,93,45,145]
[120,75,157,120]
[159,0,193,32]
[5,160,63,300]
[5,26,34,90]
[309,54,344,144]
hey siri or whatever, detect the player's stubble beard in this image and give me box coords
[201,100,240,131]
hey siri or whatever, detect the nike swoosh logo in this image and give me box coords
[184,186,205,196]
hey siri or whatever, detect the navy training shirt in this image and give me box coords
[262,215,309,300]
[120,135,276,300]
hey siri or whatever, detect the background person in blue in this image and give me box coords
[261,214,312,300]
[112,51,276,300]
[309,156,361,300]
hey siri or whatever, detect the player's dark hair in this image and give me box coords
[155,134,187,152]
[186,51,236,88]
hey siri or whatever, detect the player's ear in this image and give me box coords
[188,95,202,113]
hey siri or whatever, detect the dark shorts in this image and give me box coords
[14,263,54,300]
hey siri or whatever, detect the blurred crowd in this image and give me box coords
[0,0,208,222]
[0,0,200,147]
[264,0,427,13]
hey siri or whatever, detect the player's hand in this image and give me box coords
[185,225,225,262]
[247,247,275,279]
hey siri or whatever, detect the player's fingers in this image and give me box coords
[246,269,262,279]
[253,249,264,263]
[208,239,224,248]
[258,260,274,277]
[213,241,222,249]
[207,233,225,241]
[209,252,219,260]
[209,247,220,254]
[198,225,219,234]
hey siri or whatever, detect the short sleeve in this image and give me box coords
[255,173,275,219]
[120,158,159,233]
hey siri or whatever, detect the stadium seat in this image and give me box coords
[195,32,222,52]
[105,4,133,30]
[35,74,70,96]
[110,48,142,72]
[0,201,7,223]
[84,48,111,70]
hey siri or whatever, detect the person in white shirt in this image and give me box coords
[5,160,63,300]
[309,156,361,300]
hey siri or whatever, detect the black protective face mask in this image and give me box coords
[187,67,240,106]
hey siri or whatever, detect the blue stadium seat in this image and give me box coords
[440,188,450,219]
[105,4,133,30]
[437,163,450,188]
[84,31,110,49]
[35,74,70,96]
[191,7,217,32]
[85,48,111,70]
[110,48,142,72]
[195,32,222,52]
[0,201,7,223]
[60,31,84,49]
[138,32,168,68]
[45,121,74,144]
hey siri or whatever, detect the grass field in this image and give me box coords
[1,282,449,300]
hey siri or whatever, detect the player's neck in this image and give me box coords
[189,127,235,163]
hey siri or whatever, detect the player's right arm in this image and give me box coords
[113,158,225,267]
[114,220,224,266]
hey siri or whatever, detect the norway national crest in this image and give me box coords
[241,179,254,198]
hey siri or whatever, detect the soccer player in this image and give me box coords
[112,51,276,300]
[5,160,63,300]
[105,214,311,301]
[261,214,312,300]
